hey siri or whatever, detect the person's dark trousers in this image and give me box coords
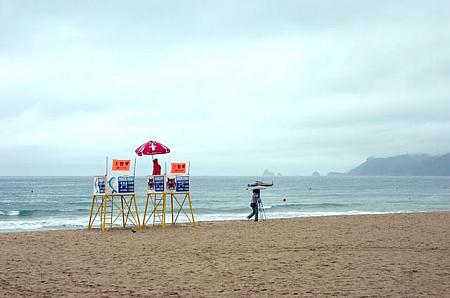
[247,203,258,221]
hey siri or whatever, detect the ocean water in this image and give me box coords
[0,176,449,232]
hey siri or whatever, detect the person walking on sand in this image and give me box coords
[247,189,260,222]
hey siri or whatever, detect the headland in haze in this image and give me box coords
[329,153,450,176]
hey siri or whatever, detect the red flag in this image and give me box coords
[112,159,131,171]
[171,162,186,174]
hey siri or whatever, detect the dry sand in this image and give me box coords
[1,212,449,297]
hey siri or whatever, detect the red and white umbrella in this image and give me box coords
[135,140,171,156]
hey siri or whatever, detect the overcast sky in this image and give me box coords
[1,0,449,176]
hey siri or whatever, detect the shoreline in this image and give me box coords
[1,211,449,296]
[0,210,448,234]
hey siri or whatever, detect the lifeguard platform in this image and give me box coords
[88,159,141,232]
[141,162,195,227]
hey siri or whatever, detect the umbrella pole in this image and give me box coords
[151,155,154,175]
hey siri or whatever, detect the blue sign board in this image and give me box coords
[118,176,135,193]
[147,175,165,192]
[154,175,165,192]
[95,177,105,194]
[176,176,190,192]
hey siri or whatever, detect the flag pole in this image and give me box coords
[105,156,108,176]
[133,158,137,176]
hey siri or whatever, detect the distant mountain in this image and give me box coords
[262,169,275,176]
[327,171,347,176]
[348,153,450,176]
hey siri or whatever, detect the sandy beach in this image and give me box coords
[1,212,449,297]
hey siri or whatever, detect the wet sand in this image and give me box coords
[1,212,449,297]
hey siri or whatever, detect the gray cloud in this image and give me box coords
[0,0,449,175]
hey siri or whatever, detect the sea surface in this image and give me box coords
[0,176,449,232]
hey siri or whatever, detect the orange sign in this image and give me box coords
[171,162,186,174]
[112,159,131,171]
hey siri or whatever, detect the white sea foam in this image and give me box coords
[0,217,88,233]
[194,210,417,222]
[0,210,427,232]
